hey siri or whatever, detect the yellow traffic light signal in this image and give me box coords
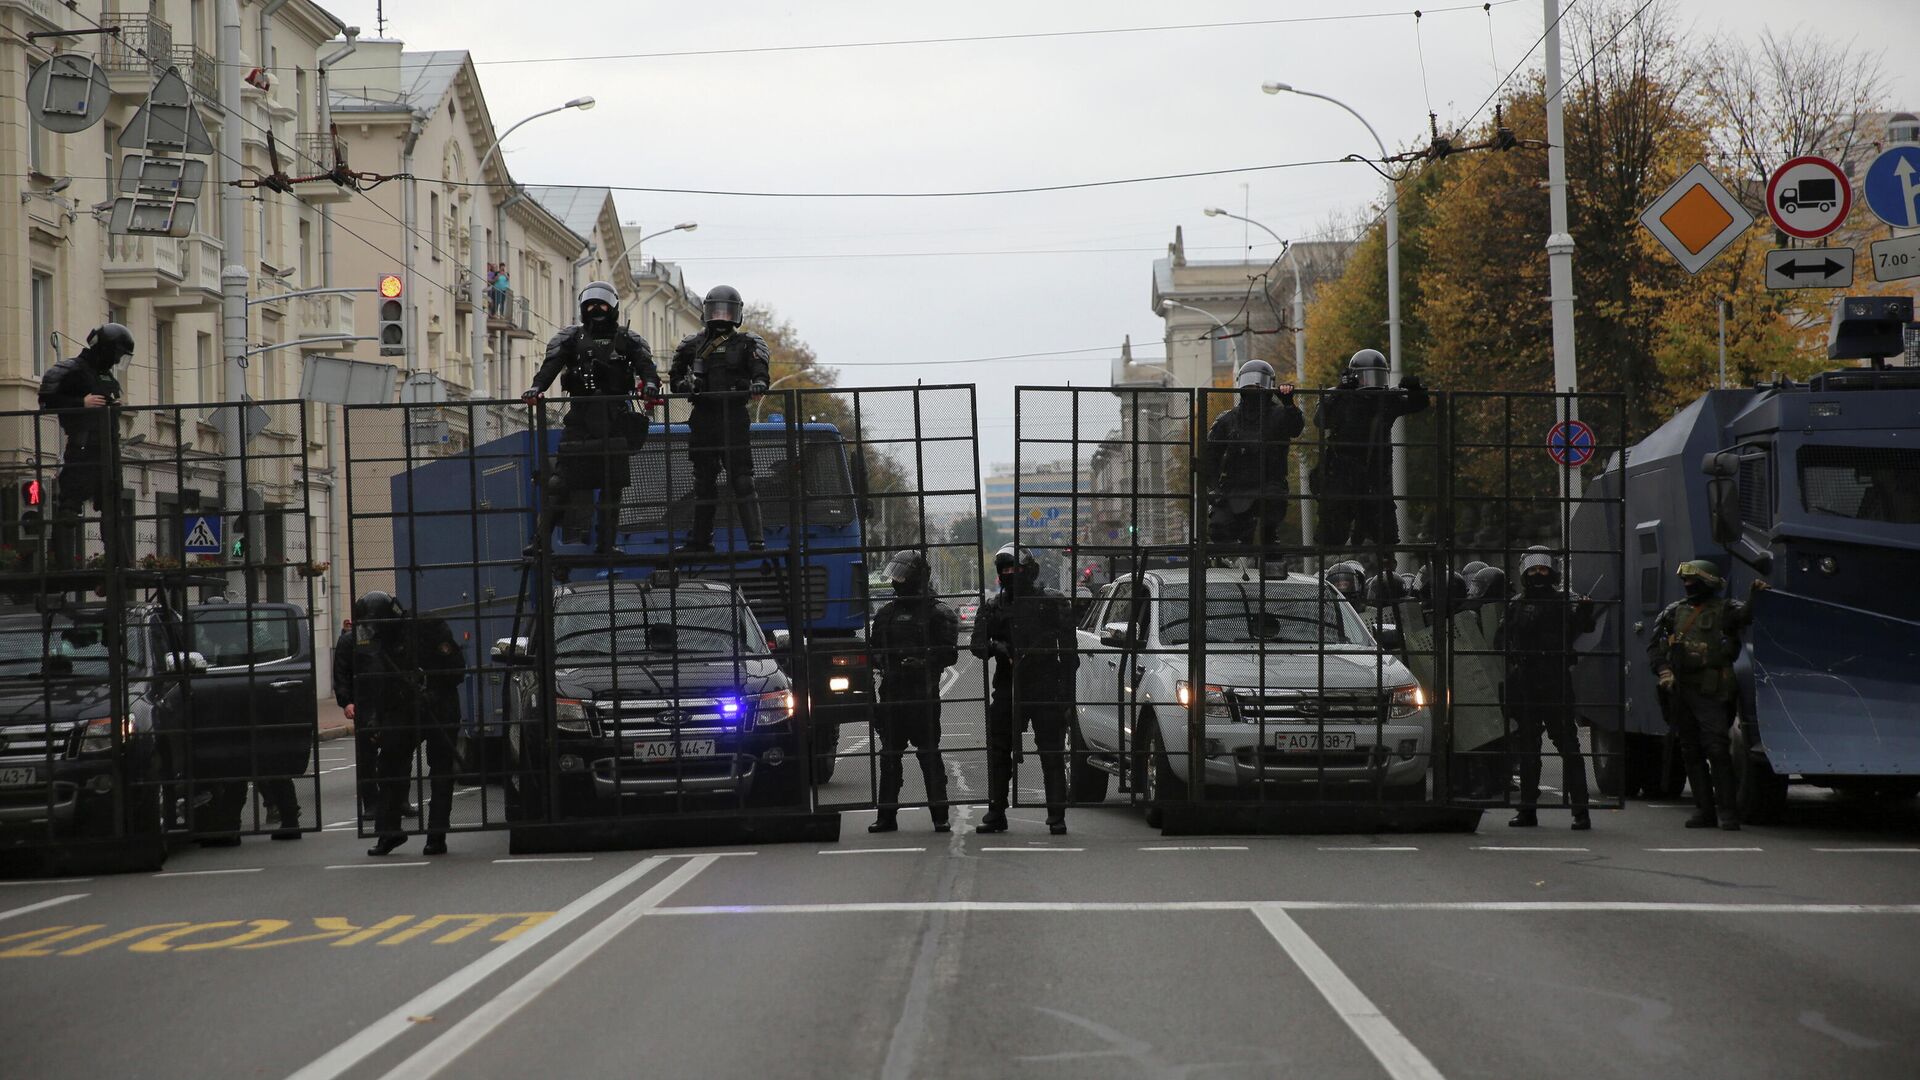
[377,272,405,357]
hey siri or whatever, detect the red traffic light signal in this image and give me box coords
[20,478,44,507]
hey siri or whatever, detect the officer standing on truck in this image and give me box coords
[1648,560,1767,830]
[522,282,658,554]
[970,543,1079,835]
[1498,547,1598,830]
[1312,348,1429,549]
[37,323,135,571]
[1203,359,1306,548]
[866,549,961,834]
[669,285,770,552]
[344,590,464,857]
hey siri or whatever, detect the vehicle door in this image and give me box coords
[1075,579,1135,752]
[183,604,316,783]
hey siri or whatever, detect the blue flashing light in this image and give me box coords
[720,699,741,716]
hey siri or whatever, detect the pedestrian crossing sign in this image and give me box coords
[183,515,222,554]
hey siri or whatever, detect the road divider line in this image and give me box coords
[821,847,926,855]
[1644,847,1762,853]
[0,894,87,923]
[378,856,721,1080]
[1813,847,1920,853]
[493,857,594,864]
[648,900,1920,916]
[288,855,670,1080]
[154,868,264,877]
[979,847,1084,853]
[1472,846,1589,853]
[325,862,429,870]
[1252,904,1447,1080]
[0,878,91,887]
[1320,846,1419,852]
[1141,845,1250,851]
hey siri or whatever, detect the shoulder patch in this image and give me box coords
[439,641,457,655]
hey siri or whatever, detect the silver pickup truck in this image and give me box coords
[1071,568,1431,824]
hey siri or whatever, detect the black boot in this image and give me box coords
[367,833,406,857]
[975,808,1008,833]
[1508,809,1538,828]
[1717,812,1742,831]
[1570,810,1592,831]
[271,817,302,841]
[422,833,449,855]
[1684,809,1717,828]
[678,502,716,553]
[868,817,898,834]
[738,495,766,551]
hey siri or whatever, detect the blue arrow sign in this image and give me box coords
[1863,145,1920,229]
[183,514,222,554]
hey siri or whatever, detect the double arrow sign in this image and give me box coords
[1764,247,1853,290]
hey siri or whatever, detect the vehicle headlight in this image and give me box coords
[1389,683,1426,719]
[555,698,592,734]
[79,714,135,754]
[1175,680,1232,721]
[746,689,796,730]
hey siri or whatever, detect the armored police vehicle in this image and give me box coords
[1571,296,1920,820]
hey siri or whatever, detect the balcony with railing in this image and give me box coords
[295,293,357,345]
[103,233,185,296]
[487,290,536,339]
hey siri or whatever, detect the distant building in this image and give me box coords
[1149,227,1353,388]
[983,460,1091,547]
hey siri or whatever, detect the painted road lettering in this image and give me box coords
[0,912,555,957]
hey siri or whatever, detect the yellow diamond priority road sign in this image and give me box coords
[1640,163,1753,275]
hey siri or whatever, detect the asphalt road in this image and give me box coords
[5,649,1919,1080]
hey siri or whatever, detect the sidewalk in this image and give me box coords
[317,700,354,742]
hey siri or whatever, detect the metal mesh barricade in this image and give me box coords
[1,399,326,873]
[349,384,981,850]
[1009,385,1626,832]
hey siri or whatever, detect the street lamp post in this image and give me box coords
[1263,80,1409,563]
[1203,207,1313,545]
[469,96,595,435]
[612,222,698,273]
[1159,298,1240,377]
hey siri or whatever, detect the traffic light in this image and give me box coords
[377,273,405,357]
[18,478,45,536]
[230,509,249,561]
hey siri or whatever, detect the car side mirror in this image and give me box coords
[164,650,210,674]
[769,629,791,653]
[1701,451,1743,546]
[1099,621,1138,649]
[490,636,533,665]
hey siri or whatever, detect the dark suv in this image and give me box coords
[497,580,807,828]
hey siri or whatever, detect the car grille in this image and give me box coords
[594,697,735,735]
[1228,689,1386,725]
[0,721,80,762]
[1235,746,1389,771]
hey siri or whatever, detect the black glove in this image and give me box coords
[1276,383,1296,403]
[749,380,769,396]
[1400,375,1425,391]
[640,380,661,399]
[674,375,703,395]
[520,388,542,403]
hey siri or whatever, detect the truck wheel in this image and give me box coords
[1591,725,1624,798]
[1731,725,1788,825]
[1069,725,1108,803]
[1142,717,1185,829]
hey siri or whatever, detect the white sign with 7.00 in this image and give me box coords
[1871,234,1920,282]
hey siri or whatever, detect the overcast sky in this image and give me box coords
[324,0,1916,468]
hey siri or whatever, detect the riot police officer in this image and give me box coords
[970,544,1079,834]
[37,323,134,570]
[343,590,464,856]
[1312,349,1429,548]
[867,550,961,833]
[1324,560,1366,607]
[669,285,770,552]
[1204,359,1306,547]
[1648,560,1766,830]
[523,282,658,554]
[1498,547,1598,829]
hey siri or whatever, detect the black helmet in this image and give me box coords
[1415,566,1468,605]
[1461,560,1489,580]
[1470,565,1508,600]
[351,590,404,642]
[1234,359,1276,392]
[993,543,1039,591]
[1348,348,1388,388]
[882,549,932,596]
[578,281,618,326]
[1518,545,1560,588]
[85,322,135,365]
[702,285,744,327]
[1365,571,1408,604]
[1324,560,1364,601]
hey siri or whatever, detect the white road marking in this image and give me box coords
[1320,846,1419,852]
[979,846,1084,853]
[322,819,358,829]
[1813,847,1920,853]
[0,878,91,887]
[1141,845,1250,851]
[377,856,721,1080]
[324,862,430,870]
[0,894,86,922]
[1472,846,1589,852]
[1644,847,1763,853]
[493,857,594,864]
[154,867,264,878]
[821,847,926,855]
[288,855,671,1080]
[320,765,355,774]
[1253,903,1447,1080]
[648,900,1920,916]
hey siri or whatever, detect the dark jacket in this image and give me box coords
[869,595,961,701]
[669,328,770,412]
[344,616,465,729]
[332,629,354,707]
[1497,586,1598,695]
[1205,394,1306,495]
[970,585,1079,705]
[532,324,657,436]
[38,354,122,457]
[1647,594,1752,701]
[1313,379,1429,482]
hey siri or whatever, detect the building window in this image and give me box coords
[429,192,441,259]
[27,106,48,175]
[155,320,174,404]
[31,273,54,373]
[197,332,217,402]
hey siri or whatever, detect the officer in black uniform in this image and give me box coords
[1498,547,1598,829]
[970,544,1079,835]
[523,281,658,554]
[344,591,464,857]
[669,285,770,552]
[37,323,135,570]
[866,550,961,833]
[1324,560,1366,607]
[1203,359,1306,548]
[1313,349,1429,548]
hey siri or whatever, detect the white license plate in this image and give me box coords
[1273,732,1358,752]
[633,739,718,761]
[0,766,41,788]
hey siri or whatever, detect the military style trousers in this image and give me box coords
[1666,685,1737,816]
[873,693,948,826]
[985,693,1069,824]
[371,722,456,837]
[1506,692,1590,810]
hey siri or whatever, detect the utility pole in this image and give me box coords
[1717,299,1729,389]
[1543,0,1582,509]
[218,0,251,599]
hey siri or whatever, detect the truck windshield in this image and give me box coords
[190,609,298,667]
[552,588,767,658]
[1799,446,1920,524]
[1156,582,1371,647]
